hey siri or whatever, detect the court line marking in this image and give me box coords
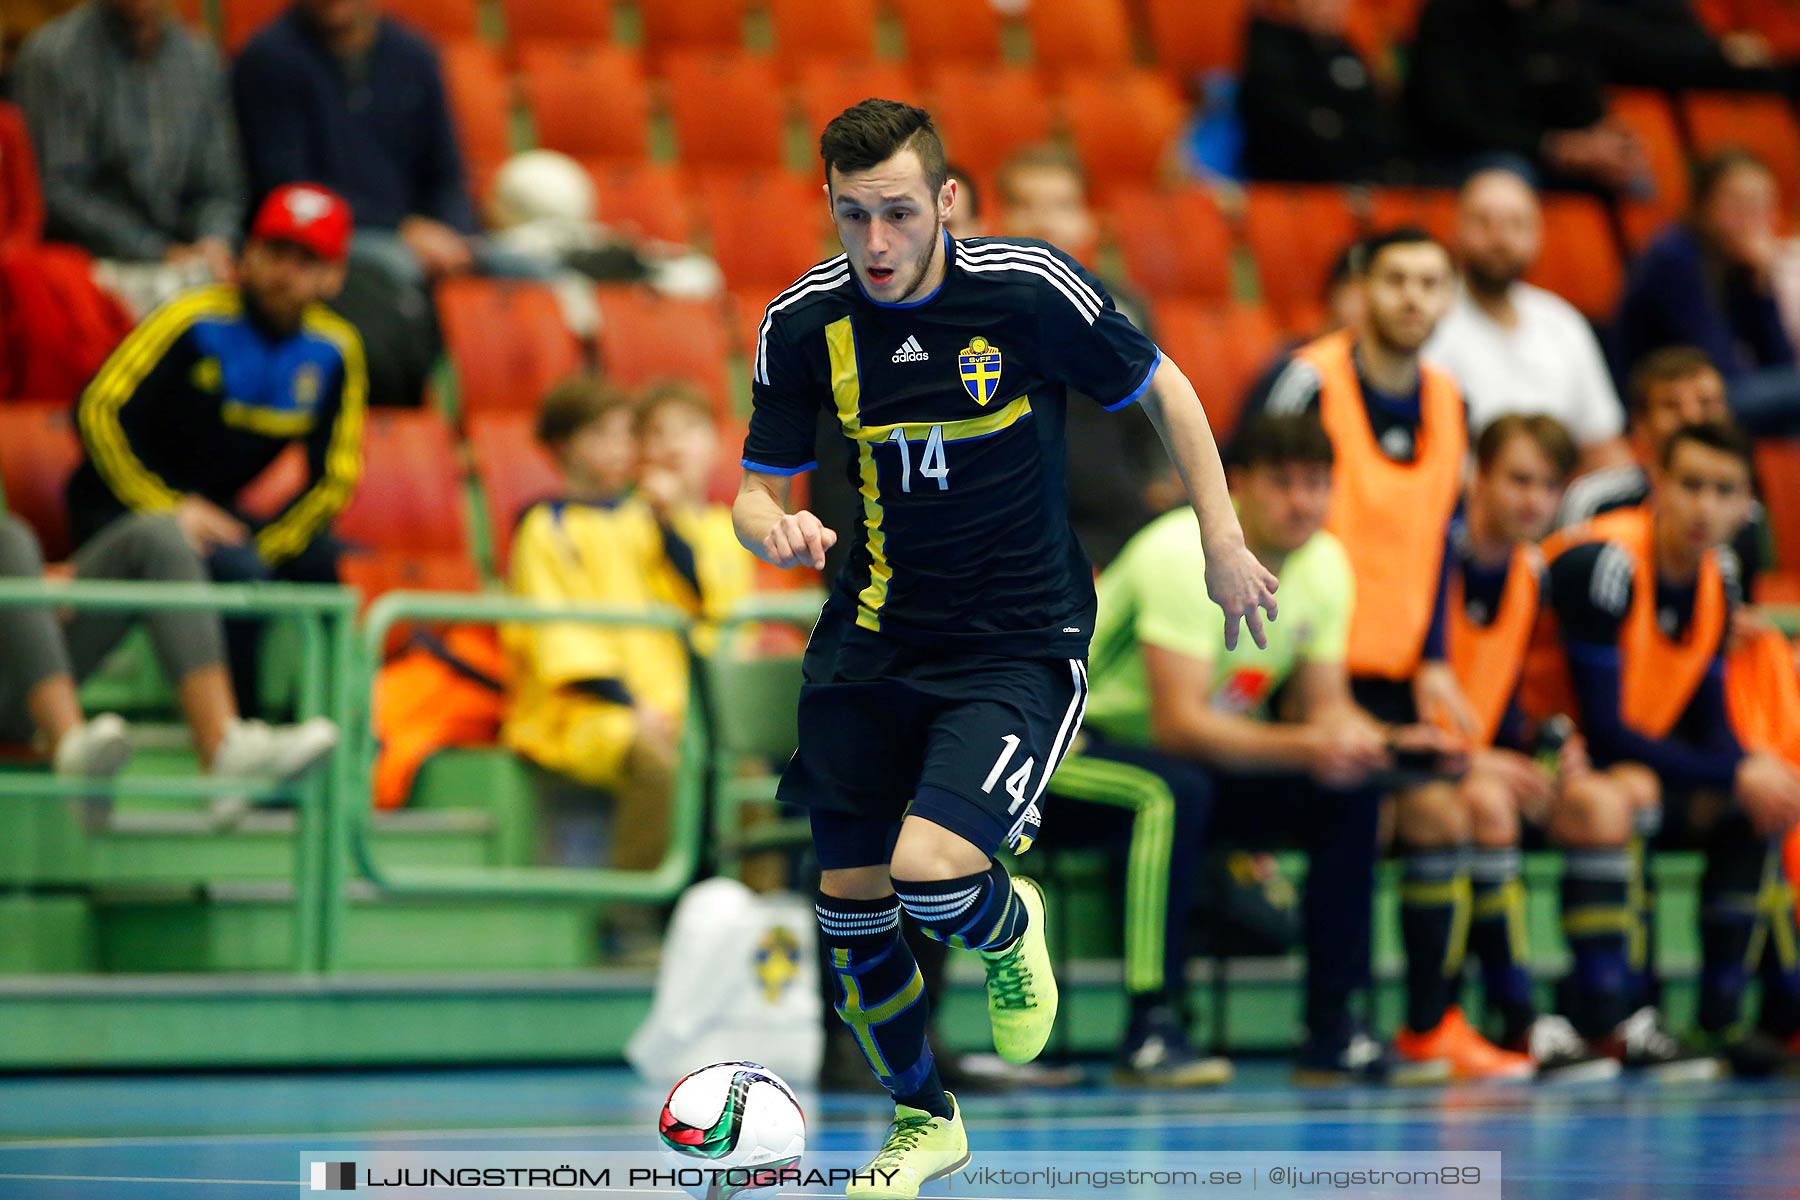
[2,1092,1794,1151]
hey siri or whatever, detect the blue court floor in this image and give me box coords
[0,1062,1796,1198]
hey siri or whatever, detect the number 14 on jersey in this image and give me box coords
[886,425,949,493]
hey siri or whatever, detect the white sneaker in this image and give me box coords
[212,717,339,782]
[52,714,132,779]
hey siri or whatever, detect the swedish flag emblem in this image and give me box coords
[958,336,1003,406]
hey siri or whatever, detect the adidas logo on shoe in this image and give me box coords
[891,335,930,363]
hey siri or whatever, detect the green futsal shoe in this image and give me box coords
[979,874,1059,1064]
[846,1094,970,1199]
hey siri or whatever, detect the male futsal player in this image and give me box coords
[733,100,1277,1198]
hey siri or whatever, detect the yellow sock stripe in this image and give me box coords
[1399,881,1463,906]
[78,288,236,512]
[256,310,368,563]
[975,885,1017,950]
[1444,874,1472,978]
[1626,836,1649,971]
[1562,906,1639,938]
[1048,755,1175,995]
[1506,877,1530,964]
[834,970,892,1077]
[1766,873,1800,971]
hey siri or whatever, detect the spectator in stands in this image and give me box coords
[1250,230,1558,1080]
[233,0,483,288]
[65,184,365,716]
[993,145,1171,567]
[12,0,245,314]
[1558,346,1770,577]
[1238,0,1409,183]
[945,163,984,239]
[1619,151,1800,435]
[0,513,338,817]
[1545,421,1800,1077]
[1066,411,1459,1085]
[1406,0,1644,192]
[1585,0,1786,92]
[503,381,750,871]
[1438,414,1620,1080]
[1425,168,1632,471]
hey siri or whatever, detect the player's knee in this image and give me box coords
[1463,776,1520,849]
[1394,781,1469,848]
[0,513,45,575]
[1551,775,1632,848]
[818,866,894,902]
[889,809,992,883]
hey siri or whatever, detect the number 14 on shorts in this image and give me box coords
[982,734,1036,812]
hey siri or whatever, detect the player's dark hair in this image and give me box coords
[1475,413,1578,481]
[820,99,948,194]
[1354,226,1448,276]
[535,374,633,448]
[946,161,980,218]
[1659,419,1755,475]
[1232,412,1336,472]
[1627,345,1720,415]
[635,379,714,436]
[1323,238,1363,302]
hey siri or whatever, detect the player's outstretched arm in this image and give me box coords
[733,468,838,570]
[1139,355,1279,651]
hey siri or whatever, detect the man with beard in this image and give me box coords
[67,183,365,717]
[1252,229,1529,1078]
[736,99,1276,1197]
[1425,168,1632,473]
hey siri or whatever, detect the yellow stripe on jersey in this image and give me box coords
[855,394,1034,444]
[825,316,892,633]
[255,306,368,565]
[79,286,239,513]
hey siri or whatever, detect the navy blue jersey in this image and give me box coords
[744,233,1161,658]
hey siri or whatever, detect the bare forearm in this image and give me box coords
[1140,358,1243,550]
[732,483,789,564]
[1153,709,1315,774]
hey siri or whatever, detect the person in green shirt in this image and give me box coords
[1053,411,1460,1085]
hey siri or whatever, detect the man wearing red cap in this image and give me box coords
[66,183,367,716]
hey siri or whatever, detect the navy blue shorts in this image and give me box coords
[782,601,1089,870]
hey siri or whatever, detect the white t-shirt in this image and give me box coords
[1424,282,1625,448]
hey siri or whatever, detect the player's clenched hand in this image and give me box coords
[762,510,838,570]
[1205,537,1279,651]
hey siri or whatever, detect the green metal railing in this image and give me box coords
[0,579,360,972]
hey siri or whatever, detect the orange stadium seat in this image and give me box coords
[594,287,734,419]
[336,411,469,555]
[637,0,746,64]
[728,288,775,357]
[339,550,482,608]
[793,60,922,134]
[1683,91,1800,226]
[518,42,651,164]
[437,278,585,417]
[1104,184,1235,303]
[1526,195,1623,320]
[1756,439,1800,580]
[1144,0,1247,75]
[1243,185,1361,329]
[499,0,609,44]
[1610,88,1690,250]
[0,102,44,248]
[927,65,1054,175]
[768,0,877,75]
[439,42,514,178]
[1028,0,1133,73]
[892,0,1004,68]
[382,0,479,43]
[222,0,284,52]
[693,169,831,294]
[664,52,788,169]
[581,162,694,244]
[1365,187,1457,244]
[1063,70,1186,195]
[468,413,565,570]
[0,401,81,561]
[1153,302,1281,438]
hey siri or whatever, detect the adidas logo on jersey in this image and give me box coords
[891,335,930,363]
